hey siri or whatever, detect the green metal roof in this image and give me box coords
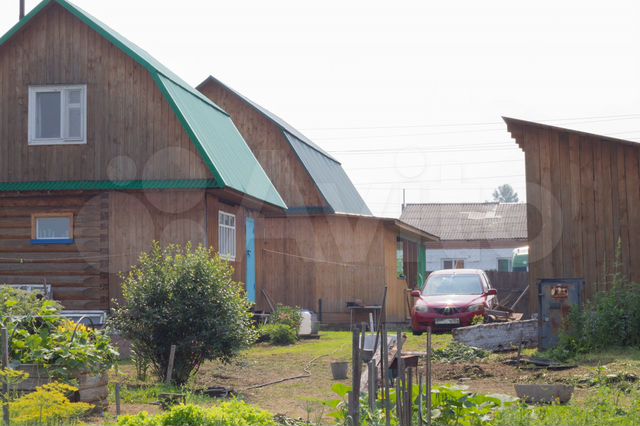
[285,132,372,215]
[0,0,286,209]
[0,180,219,192]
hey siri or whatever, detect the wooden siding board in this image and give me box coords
[0,3,211,184]
[558,133,574,277]
[523,128,542,313]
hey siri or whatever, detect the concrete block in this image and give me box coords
[452,319,538,351]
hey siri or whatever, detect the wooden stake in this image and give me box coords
[115,383,121,418]
[2,327,9,426]
[427,327,432,426]
[350,327,361,426]
[165,345,176,385]
[381,325,391,426]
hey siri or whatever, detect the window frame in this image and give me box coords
[218,210,237,261]
[31,212,74,245]
[497,258,512,272]
[28,84,87,146]
[442,258,465,269]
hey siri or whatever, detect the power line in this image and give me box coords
[329,144,516,155]
[344,157,524,171]
[301,113,640,132]
[354,173,525,186]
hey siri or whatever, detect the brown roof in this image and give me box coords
[400,203,527,241]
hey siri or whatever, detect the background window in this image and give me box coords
[29,85,86,145]
[31,213,73,244]
[498,258,511,272]
[396,239,405,278]
[218,211,236,260]
[443,259,465,269]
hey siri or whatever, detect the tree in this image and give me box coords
[492,184,519,203]
[110,242,255,385]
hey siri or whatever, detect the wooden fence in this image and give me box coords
[485,271,530,317]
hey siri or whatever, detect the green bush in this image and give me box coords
[270,304,302,331]
[259,324,298,346]
[110,242,255,386]
[0,288,117,380]
[550,244,640,360]
[117,401,277,426]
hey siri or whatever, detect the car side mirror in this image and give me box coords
[410,290,421,297]
[487,289,498,296]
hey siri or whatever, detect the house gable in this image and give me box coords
[0,0,285,209]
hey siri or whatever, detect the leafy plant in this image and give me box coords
[323,383,514,426]
[0,288,117,380]
[432,342,489,363]
[270,305,302,331]
[10,382,94,426]
[117,400,277,426]
[131,341,150,382]
[549,241,640,361]
[259,324,298,346]
[110,242,256,386]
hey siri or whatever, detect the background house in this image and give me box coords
[400,203,527,274]
[0,0,285,311]
[198,76,437,324]
[505,117,640,313]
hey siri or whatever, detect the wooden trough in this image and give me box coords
[15,364,108,411]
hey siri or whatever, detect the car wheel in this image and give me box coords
[412,330,423,336]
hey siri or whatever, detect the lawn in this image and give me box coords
[107,330,640,424]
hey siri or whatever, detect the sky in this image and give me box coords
[2,0,640,217]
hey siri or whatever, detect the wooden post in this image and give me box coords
[350,327,361,426]
[115,383,121,418]
[426,327,432,426]
[381,325,391,426]
[165,345,176,385]
[368,360,376,413]
[2,327,9,426]
[417,374,424,426]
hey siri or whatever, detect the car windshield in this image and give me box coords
[423,274,483,296]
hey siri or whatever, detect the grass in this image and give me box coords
[107,331,640,425]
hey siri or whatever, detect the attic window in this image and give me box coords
[28,85,87,145]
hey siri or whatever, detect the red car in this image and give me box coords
[410,269,498,334]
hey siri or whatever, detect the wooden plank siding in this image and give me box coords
[0,2,211,183]
[256,215,410,324]
[197,80,327,210]
[0,191,108,310]
[507,119,640,313]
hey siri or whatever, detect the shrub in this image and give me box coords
[550,242,640,360]
[117,401,276,426]
[110,242,256,386]
[0,288,117,380]
[270,304,302,331]
[259,324,298,346]
[432,342,489,363]
[10,382,94,425]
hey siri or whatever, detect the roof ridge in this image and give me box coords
[198,75,340,163]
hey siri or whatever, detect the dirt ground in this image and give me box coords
[107,331,636,421]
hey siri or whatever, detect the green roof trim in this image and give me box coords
[0,0,286,209]
[0,180,220,192]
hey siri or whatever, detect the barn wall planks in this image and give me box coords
[257,215,409,323]
[0,3,210,183]
[198,80,327,209]
[0,191,108,310]
[108,190,207,303]
[507,120,640,313]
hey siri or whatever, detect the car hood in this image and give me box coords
[416,294,484,308]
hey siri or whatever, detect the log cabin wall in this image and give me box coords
[0,2,211,183]
[506,119,640,313]
[257,215,409,324]
[197,80,327,209]
[0,191,109,310]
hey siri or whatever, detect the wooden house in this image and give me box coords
[0,0,286,312]
[198,76,437,323]
[401,203,527,272]
[505,117,640,313]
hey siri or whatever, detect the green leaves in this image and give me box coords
[109,242,256,386]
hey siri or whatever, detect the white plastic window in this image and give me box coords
[28,85,86,145]
[218,211,236,260]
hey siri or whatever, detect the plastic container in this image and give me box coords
[330,361,349,380]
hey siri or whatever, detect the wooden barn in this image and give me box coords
[505,117,640,313]
[0,0,286,312]
[198,76,437,323]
